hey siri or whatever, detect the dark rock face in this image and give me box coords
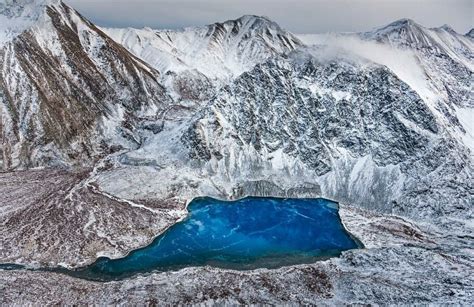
[467,28,474,39]
[182,52,436,171]
[231,180,321,199]
[180,48,471,219]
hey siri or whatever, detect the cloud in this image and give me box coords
[65,0,473,34]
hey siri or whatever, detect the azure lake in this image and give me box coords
[65,197,361,281]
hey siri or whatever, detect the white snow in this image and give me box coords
[455,107,474,156]
[0,0,60,46]
[103,16,300,81]
[299,34,438,103]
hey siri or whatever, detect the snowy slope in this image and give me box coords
[0,0,60,45]
[0,0,170,169]
[104,15,302,81]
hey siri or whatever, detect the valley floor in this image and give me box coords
[1,169,473,304]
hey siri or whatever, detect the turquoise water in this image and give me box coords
[67,197,360,281]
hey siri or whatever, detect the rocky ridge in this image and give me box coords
[0,0,171,169]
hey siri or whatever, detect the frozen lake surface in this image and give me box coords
[71,197,361,281]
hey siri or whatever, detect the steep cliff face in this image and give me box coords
[178,48,471,220]
[184,51,438,169]
[0,1,170,170]
[300,19,474,158]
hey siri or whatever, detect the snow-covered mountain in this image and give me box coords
[104,15,302,103]
[362,19,472,55]
[300,19,473,102]
[0,0,170,169]
[0,1,471,222]
[96,17,473,222]
[0,1,473,304]
[362,19,474,153]
[105,15,302,80]
[299,19,474,156]
[362,19,472,105]
[467,28,474,39]
[151,45,468,222]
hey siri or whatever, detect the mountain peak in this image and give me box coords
[213,14,284,34]
[435,24,458,34]
[0,0,60,17]
[199,13,301,52]
[360,18,426,43]
[390,18,416,26]
[235,14,274,24]
[439,24,453,30]
[376,18,422,32]
[0,0,62,45]
[466,28,474,38]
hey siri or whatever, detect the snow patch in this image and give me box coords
[0,0,60,46]
[455,107,474,156]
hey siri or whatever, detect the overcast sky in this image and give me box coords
[65,0,473,34]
